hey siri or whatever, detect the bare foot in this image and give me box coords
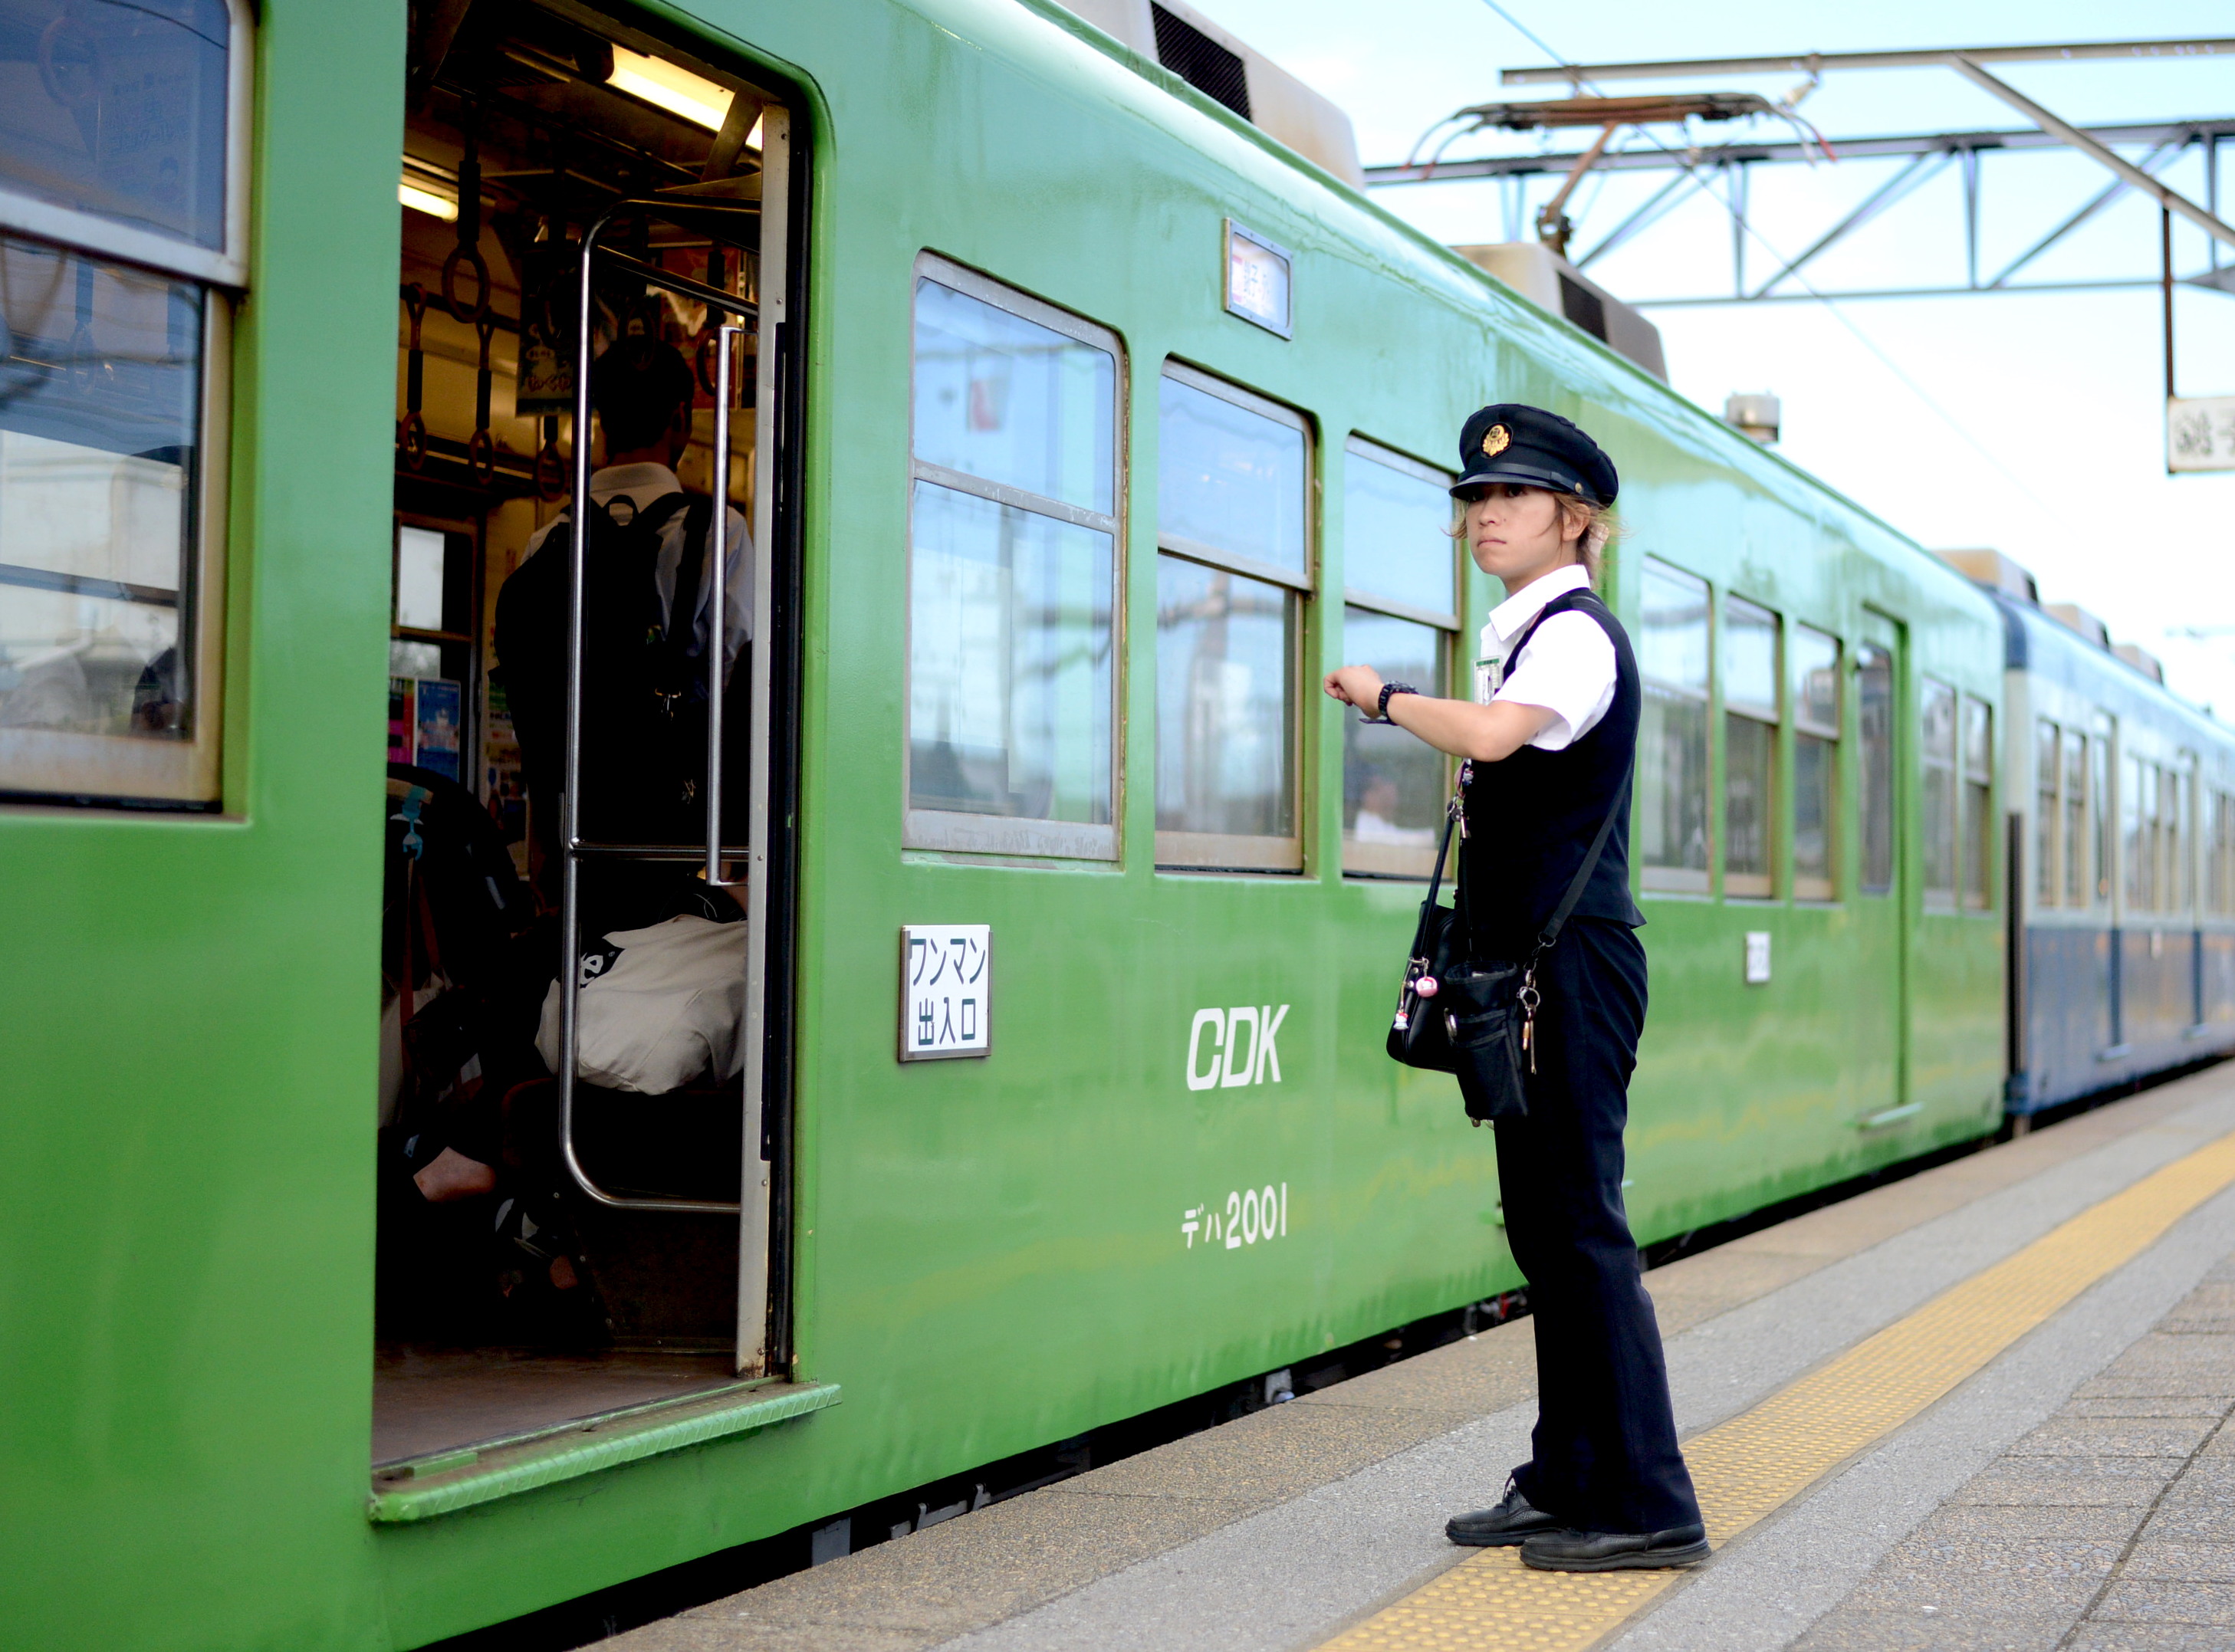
[413,1145,498,1203]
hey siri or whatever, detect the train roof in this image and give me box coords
[986,0,1996,623]
[1984,584,2233,753]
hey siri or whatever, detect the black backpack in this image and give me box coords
[494,491,716,857]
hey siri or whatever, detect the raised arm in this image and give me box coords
[1323,665,1556,764]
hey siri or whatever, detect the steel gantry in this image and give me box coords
[1367,38,2235,307]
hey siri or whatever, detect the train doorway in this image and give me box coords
[373,1,799,1471]
[1853,616,1910,1128]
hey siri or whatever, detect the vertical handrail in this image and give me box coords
[557,204,748,1216]
[706,324,742,886]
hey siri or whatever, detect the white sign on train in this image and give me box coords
[1182,1182,1289,1250]
[1185,1005,1289,1090]
[899,925,990,1061]
[2168,396,2235,473]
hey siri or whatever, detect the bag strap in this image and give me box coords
[1530,768,1631,961]
[1405,760,1469,963]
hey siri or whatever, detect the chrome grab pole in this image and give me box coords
[706,324,743,887]
[556,204,748,1217]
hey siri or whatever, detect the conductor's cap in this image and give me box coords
[1451,403,1618,507]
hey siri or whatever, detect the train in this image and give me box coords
[0,0,2223,1647]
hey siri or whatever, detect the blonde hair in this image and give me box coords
[1450,488,1621,586]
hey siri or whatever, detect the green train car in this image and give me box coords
[0,0,2010,1645]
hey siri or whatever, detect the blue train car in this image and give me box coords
[1945,552,2235,1113]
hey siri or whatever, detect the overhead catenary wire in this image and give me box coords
[1468,0,2060,518]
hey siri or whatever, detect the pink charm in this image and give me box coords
[1392,1010,1410,1032]
[1415,976,1439,998]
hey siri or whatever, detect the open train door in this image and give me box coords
[1853,613,1912,1131]
[543,105,797,1381]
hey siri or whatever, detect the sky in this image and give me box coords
[1188,0,2235,714]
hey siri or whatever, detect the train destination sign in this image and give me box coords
[899,925,991,1060]
[2168,396,2235,472]
[1224,218,1293,338]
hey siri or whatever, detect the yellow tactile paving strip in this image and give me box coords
[1320,1128,2235,1652]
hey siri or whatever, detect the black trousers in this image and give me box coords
[1480,918,1700,1534]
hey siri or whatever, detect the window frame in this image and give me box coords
[0,0,254,290]
[902,252,1128,861]
[2035,718,2062,909]
[1919,676,1960,908]
[0,280,232,807]
[1790,622,1841,904]
[1961,694,1993,911]
[1636,556,1713,895]
[1152,360,1313,873]
[1339,435,1458,879]
[0,0,251,810]
[1720,593,1780,901]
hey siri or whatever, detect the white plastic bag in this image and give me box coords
[536,915,747,1095]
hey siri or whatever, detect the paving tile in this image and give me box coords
[1292,1318,1536,1419]
[2159,1459,2235,1498]
[2066,1627,2235,1652]
[2139,1499,2235,1544]
[1954,1457,2184,1508]
[2062,1397,2232,1419]
[1792,1606,2072,1651]
[1054,1401,1451,1503]
[2074,1375,2235,1401]
[2092,1579,2235,1624]
[2118,1541,2235,1581]
[1642,1249,1827,1335]
[611,1624,929,1652]
[1842,1543,2115,1618]
[619,1489,1263,1641]
[2007,1417,2217,1457]
[1915,1504,2146,1543]
[2100,1334,2235,1375]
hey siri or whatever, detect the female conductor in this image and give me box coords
[1323,405,1706,1573]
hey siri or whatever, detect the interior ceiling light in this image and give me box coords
[607,45,733,132]
[399,179,459,221]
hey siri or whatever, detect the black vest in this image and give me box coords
[1460,588,1645,959]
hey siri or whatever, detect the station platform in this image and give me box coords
[610,1069,2235,1652]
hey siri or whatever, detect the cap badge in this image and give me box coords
[1481,424,1511,458]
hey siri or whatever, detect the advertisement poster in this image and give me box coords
[484,678,528,875]
[413,678,462,783]
[387,678,416,767]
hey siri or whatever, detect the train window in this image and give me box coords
[1636,558,1710,893]
[1919,680,1957,904]
[1340,438,1457,878]
[2167,766,2191,915]
[0,237,225,805]
[0,0,248,808]
[906,261,1121,858]
[1857,645,1895,895]
[1962,698,1992,910]
[1722,596,1778,898]
[2092,726,2114,904]
[2036,720,2062,907]
[2067,730,2091,907]
[2123,756,2152,912]
[1791,625,1839,902]
[1154,364,1310,872]
[2211,792,2235,918]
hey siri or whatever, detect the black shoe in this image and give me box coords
[1446,1478,1563,1547]
[1520,1523,1711,1572]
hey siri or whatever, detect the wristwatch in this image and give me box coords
[1376,681,1420,722]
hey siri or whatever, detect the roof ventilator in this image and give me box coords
[1152,3,1251,120]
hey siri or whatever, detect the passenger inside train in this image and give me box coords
[373,0,786,1469]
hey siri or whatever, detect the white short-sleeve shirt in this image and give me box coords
[1478,563,1615,753]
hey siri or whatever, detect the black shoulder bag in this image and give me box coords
[1384,603,1633,1125]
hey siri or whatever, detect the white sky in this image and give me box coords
[1188,0,2235,714]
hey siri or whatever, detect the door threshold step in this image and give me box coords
[368,1379,840,1522]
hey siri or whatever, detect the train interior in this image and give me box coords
[373,0,791,1470]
